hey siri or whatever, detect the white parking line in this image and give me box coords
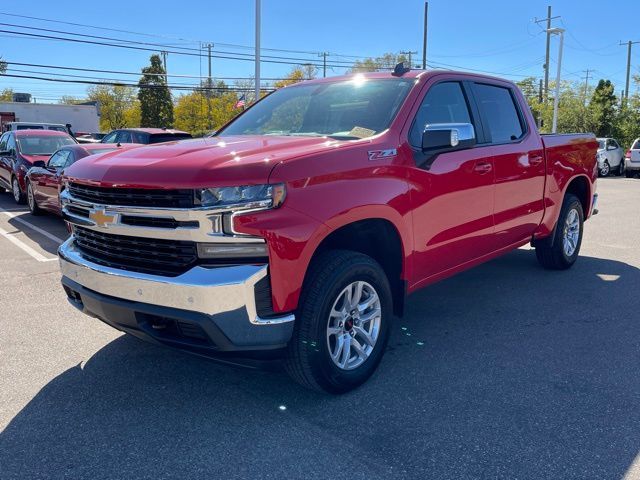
[0,210,66,245]
[0,225,58,262]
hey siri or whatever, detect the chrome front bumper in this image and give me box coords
[58,238,294,326]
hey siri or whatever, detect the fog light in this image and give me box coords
[197,243,268,259]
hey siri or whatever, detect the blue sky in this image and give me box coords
[0,0,638,101]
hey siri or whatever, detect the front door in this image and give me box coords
[405,79,496,286]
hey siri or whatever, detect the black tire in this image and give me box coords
[626,170,635,178]
[11,176,25,204]
[535,194,584,270]
[599,161,610,177]
[26,181,42,215]
[618,159,626,176]
[284,250,393,394]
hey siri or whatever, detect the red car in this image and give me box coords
[59,68,598,392]
[0,129,77,204]
[100,128,192,145]
[25,143,137,216]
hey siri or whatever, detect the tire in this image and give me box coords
[618,159,626,176]
[599,161,610,177]
[26,181,42,215]
[11,176,25,204]
[284,250,393,394]
[535,193,584,270]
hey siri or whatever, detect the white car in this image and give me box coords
[625,138,640,178]
[597,137,625,176]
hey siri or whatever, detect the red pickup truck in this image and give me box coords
[58,69,597,393]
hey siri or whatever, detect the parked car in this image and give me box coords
[596,137,625,176]
[58,69,598,393]
[25,143,139,216]
[100,128,192,145]
[2,121,70,134]
[0,130,77,204]
[625,138,640,178]
[75,133,106,144]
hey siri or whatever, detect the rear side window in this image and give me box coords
[409,82,471,147]
[17,125,44,130]
[474,84,524,143]
[632,139,640,150]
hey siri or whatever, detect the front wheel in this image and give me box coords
[535,194,584,270]
[284,250,393,393]
[26,181,42,215]
[12,177,25,204]
[599,161,610,177]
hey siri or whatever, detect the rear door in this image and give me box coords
[40,150,69,209]
[630,139,640,164]
[469,81,546,249]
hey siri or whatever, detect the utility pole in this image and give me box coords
[581,68,592,106]
[548,28,565,134]
[535,7,561,102]
[620,40,640,103]
[255,0,261,103]
[203,42,214,130]
[161,51,168,83]
[422,2,428,69]
[400,50,418,68]
[319,52,328,77]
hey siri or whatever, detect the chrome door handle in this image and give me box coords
[529,155,544,166]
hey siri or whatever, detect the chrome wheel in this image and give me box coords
[600,161,610,176]
[12,178,21,203]
[562,208,580,257]
[27,183,35,211]
[326,281,381,371]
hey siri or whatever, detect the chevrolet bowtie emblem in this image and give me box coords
[89,208,117,227]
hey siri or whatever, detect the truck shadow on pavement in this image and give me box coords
[1,249,640,479]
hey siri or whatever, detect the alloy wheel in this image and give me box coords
[562,208,580,257]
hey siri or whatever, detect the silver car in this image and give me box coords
[597,137,625,177]
[625,138,640,178]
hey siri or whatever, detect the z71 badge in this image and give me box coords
[368,149,397,161]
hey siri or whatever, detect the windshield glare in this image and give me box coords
[219,78,415,139]
[17,136,76,155]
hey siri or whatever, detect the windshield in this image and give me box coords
[17,136,76,155]
[219,78,415,139]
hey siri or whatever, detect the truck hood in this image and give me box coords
[64,135,341,188]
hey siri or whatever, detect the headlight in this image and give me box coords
[195,183,286,210]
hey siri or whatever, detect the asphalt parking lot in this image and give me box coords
[0,178,639,480]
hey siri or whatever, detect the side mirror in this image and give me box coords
[32,160,46,168]
[422,123,476,152]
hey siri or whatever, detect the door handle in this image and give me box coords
[529,155,544,166]
[474,161,493,174]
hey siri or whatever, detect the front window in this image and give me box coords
[17,135,76,155]
[219,78,415,140]
[597,140,605,149]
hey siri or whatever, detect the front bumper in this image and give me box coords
[59,238,294,354]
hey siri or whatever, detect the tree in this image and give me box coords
[274,67,307,88]
[587,79,617,137]
[350,52,409,73]
[138,54,173,128]
[0,88,13,102]
[59,95,82,105]
[87,84,138,131]
[0,57,6,74]
[174,90,238,137]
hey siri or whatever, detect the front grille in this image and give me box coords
[120,215,199,230]
[68,183,194,208]
[73,226,197,276]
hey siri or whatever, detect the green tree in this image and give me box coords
[138,54,173,128]
[59,95,82,105]
[587,79,617,137]
[87,84,138,131]
[0,88,13,101]
[174,90,238,136]
[0,57,6,74]
[274,67,307,88]
[350,52,409,73]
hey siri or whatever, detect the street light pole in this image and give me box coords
[548,28,565,134]
[254,0,261,102]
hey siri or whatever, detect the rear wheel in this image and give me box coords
[12,176,25,204]
[535,194,584,270]
[26,181,42,215]
[284,250,393,393]
[618,158,626,176]
[599,161,610,177]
